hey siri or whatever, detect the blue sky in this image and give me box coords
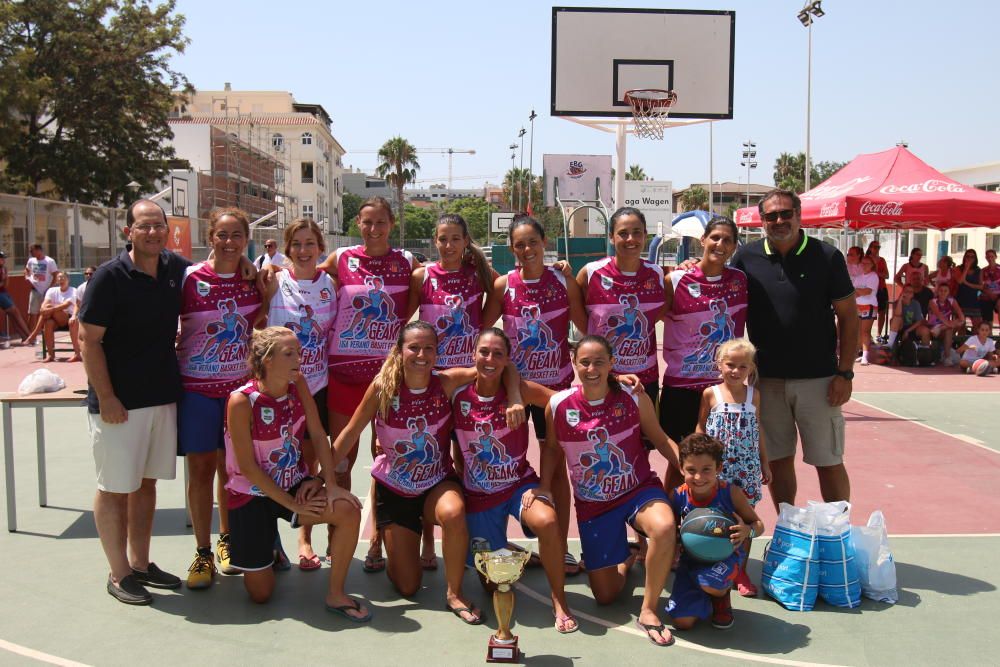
[170,0,1000,190]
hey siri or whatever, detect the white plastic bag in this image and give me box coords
[17,368,67,396]
[851,510,898,604]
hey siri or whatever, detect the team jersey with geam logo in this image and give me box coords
[371,373,454,497]
[549,385,659,521]
[177,262,261,397]
[224,379,310,505]
[327,246,413,384]
[267,269,337,394]
[419,261,483,369]
[663,265,748,390]
[452,382,538,512]
[502,267,573,389]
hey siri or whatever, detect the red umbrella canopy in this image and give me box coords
[736,146,1000,230]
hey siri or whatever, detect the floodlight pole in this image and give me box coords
[615,124,626,214]
[528,110,537,209]
[805,20,812,192]
[518,127,527,212]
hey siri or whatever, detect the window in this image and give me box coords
[272,133,284,151]
[302,202,314,219]
[301,162,313,184]
[274,166,284,183]
[975,183,1000,193]
[951,233,968,254]
[301,132,313,145]
[987,233,1000,253]
[317,165,326,187]
[912,231,928,256]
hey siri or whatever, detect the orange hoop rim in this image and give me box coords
[623,89,678,108]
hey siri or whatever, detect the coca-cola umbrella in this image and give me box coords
[735,146,1000,230]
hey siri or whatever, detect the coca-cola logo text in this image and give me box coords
[878,179,965,195]
[819,202,840,217]
[737,210,755,225]
[800,177,872,200]
[859,201,904,216]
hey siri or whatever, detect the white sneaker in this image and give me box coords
[860,359,870,366]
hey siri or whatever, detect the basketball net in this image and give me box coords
[624,89,678,140]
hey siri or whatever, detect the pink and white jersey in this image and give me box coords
[327,246,413,384]
[663,266,748,390]
[452,383,538,512]
[419,261,483,369]
[372,373,454,497]
[900,262,929,286]
[267,269,337,394]
[224,380,309,499]
[549,385,659,522]
[982,265,1000,294]
[583,258,665,385]
[502,267,573,389]
[177,262,262,397]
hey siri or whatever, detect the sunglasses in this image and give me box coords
[762,209,796,223]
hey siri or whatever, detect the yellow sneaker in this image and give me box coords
[216,534,237,575]
[186,551,215,589]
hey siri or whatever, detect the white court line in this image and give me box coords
[513,582,846,667]
[849,397,1000,457]
[0,639,90,667]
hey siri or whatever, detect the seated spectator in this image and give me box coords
[24,271,80,362]
[926,283,964,365]
[956,321,998,374]
[888,285,930,347]
[930,256,958,295]
[910,272,934,316]
[0,250,32,344]
[979,249,1000,333]
[853,257,879,365]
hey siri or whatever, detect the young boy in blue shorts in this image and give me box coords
[667,433,764,630]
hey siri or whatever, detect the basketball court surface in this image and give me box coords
[1,335,999,666]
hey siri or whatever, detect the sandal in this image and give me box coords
[363,554,386,573]
[445,601,485,625]
[636,619,674,647]
[325,598,373,623]
[298,554,322,571]
[554,613,579,634]
[272,539,291,572]
[564,552,583,576]
[734,568,758,597]
[420,555,439,571]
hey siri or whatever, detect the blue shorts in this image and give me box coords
[465,482,541,566]
[177,391,227,455]
[577,485,668,571]
[0,292,13,310]
[666,549,742,621]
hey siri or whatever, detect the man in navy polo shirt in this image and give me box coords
[730,189,856,511]
[79,200,188,604]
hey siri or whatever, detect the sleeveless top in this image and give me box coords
[705,385,762,506]
[502,267,573,389]
[669,480,738,525]
[982,265,1000,297]
[927,296,959,325]
[327,246,413,384]
[899,262,928,287]
[583,258,665,385]
[177,262,261,397]
[549,385,659,521]
[371,373,454,497]
[419,261,483,369]
[224,380,309,502]
[452,382,538,512]
[663,265,748,390]
[267,268,337,395]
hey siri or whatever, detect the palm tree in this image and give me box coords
[681,185,709,212]
[503,168,536,211]
[625,164,647,181]
[376,136,420,245]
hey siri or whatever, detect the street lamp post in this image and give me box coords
[509,142,519,211]
[528,110,537,211]
[798,1,825,192]
[518,128,526,211]
[740,140,758,208]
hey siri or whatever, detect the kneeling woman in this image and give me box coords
[332,321,518,624]
[540,335,682,647]
[225,327,370,620]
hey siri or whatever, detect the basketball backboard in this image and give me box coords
[490,212,515,235]
[551,7,735,119]
[543,154,612,207]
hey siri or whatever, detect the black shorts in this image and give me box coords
[527,404,547,440]
[228,480,306,571]
[639,381,660,450]
[658,384,704,445]
[375,476,460,535]
[980,300,998,324]
[311,387,329,433]
[876,286,888,310]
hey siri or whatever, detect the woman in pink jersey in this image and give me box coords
[483,214,588,575]
[538,335,681,647]
[263,217,339,570]
[225,327,370,621]
[176,208,262,589]
[330,321,523,625]
[660,216,747,462]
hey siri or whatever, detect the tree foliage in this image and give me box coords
[681,186,709,212]
[772,152,847,193]
[502,168,541,212]
[0,0,191,205]
[445,197,491,243]
[341,191,363,226]
[375,136,419,244]
[625,164,648,181]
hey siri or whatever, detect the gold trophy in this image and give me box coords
[474,547,532,663]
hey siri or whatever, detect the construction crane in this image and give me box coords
[348,147,475,191]
[411,174,497,185]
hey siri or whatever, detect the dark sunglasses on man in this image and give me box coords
[762,209,796,223]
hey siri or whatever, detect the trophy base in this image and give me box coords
[486,635,520,663]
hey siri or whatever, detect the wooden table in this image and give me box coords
[1,387,87,532]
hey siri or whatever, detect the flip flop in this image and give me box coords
[445,602,485,625]
[420,555,439,571]
[636,620,674,647]
[298,554,322,571]
[506,543,542,567]
[363,555,386,573]
[554,613,579,634]
[564,552,583,576]
[325,598,373,623]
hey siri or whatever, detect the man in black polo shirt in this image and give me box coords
[730,189,857,511]
[79,200,187,604]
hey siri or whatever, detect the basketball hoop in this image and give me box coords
[623,89,678,140]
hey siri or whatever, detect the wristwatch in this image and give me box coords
[835,369,855,381]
